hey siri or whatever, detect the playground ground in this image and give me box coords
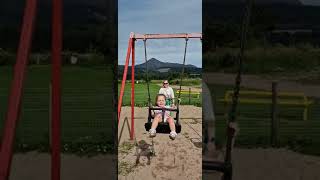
[9,152,116,180]
[203,148,320,180]
[8,144,320,179]
[118,106,202,180]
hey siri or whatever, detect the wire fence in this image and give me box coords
[210,84,320,155]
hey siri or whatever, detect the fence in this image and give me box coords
[213,82,318,151]
[220,87,313,121]
[176,88,201,105]
[219,86,313,146]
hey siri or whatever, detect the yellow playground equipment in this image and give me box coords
[176,89,201,99]
[219,90,314,121]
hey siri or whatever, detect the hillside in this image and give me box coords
[119,58,200,72]
[118,58,202,79]
[135,58,197,70]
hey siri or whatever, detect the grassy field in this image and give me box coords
[0,65,114,154]
[118,82,202,106]
[208,83,320,156]
[151,78,202,86]
[203,46,320,78]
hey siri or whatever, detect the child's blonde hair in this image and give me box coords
[155,94,166,106]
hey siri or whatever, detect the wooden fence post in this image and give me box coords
[271,81,279,146]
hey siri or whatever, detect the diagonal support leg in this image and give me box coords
[0,0,38,179]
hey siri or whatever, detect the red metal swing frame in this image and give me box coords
[0,0,62,179]
[118,32,202,140]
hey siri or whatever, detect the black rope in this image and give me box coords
[143,39,152,106]
[178,37,189,99]
[224,0,254,174]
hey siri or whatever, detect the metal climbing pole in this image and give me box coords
[0,0,38,179]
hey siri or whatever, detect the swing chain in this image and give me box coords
[224,0,254,167]
[143,38,152,107]
[178,37,189,99]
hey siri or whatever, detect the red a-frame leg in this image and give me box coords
[0,0,38,179]
[131,39,135,140]
[51,0,62,179]
[118,33,136,140]
[118,37,133,123]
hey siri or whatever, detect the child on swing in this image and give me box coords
[149,94,177,140]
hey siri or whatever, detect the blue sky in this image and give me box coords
[118,0,202,68]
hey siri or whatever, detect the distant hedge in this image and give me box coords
[0,49,107,66]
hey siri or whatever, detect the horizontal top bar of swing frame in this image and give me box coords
[131,33,202,40]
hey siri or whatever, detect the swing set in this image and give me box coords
[118,32,202,139]
[203,0,254,180]
[0,0,62,179]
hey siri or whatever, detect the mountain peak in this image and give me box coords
[118,58,201,75]
[135,58,197,70]
[148,58,161,63]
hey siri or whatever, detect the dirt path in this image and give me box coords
[203,73,320,98]
[118,106,202,180]
[9,152,116,180]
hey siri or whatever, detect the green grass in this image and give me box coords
[203,46,320,75]
[118,82,202,106]
[208,83,320,156]
[0,65,114,154]
[152,78,202,86]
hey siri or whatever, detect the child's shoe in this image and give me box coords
[149,128,156,138]
[169,131,177,140]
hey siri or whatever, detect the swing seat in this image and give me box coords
[144,121,182,133]
[145,106,181,134]
[203,160,232,174]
